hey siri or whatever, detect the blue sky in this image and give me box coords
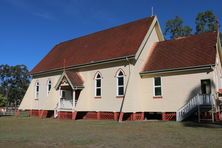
[0,0,221,70]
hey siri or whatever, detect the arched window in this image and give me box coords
[117,70,124,96]
[47,80,52,95]
[35,81,40,99]
[95,73,102,97]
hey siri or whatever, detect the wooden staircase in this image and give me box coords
[176,94,216,122]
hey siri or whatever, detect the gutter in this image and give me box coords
[31,55,135,77]
[140,64,215,76]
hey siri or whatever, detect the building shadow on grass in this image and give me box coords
[182,121,222,128]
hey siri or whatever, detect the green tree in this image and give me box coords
[164,16,192,39]
[0,94,6,107]
[0,64,30,107]
[195,10,217,34]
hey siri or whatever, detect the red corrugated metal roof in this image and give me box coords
[143,32,217,73]
[31,16,155,74]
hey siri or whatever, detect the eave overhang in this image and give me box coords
[31,55,135,77]
[140,64,215,78]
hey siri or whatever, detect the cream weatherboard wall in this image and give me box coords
[41,75,61,110]
[76,64,129,112]
[213,40,222,91]
[19,79,35,110]
[121,22,161,112]
[19,75,60,110]
[19,64,130,111]
[139,72,213,112]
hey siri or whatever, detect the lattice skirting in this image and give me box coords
[18,110,176,121]
[162,112,176,121]
[29,110,40,117]
[17,110,49,118]
[76,112,119,120]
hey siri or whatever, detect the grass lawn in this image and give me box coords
[0,117,222,148]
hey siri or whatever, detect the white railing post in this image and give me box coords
[72,90,76,110]
[59,87,61,109]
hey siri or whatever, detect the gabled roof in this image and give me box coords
[55,71,83,90]
[31,16,155,75]
[142,32,217,74]
[65,71,83,87]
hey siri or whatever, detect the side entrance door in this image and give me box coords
[201,79,211,104]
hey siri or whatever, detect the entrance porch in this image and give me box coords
[54,71,83,118]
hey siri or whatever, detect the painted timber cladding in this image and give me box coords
[213,36,222,91]
[19,75,60,110]
[140,72,213,112]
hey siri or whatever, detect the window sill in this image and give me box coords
[153,96,163,99]
[94,96,102,99]
[116,96,124,99]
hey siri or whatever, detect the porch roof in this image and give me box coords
[55,71,84,90]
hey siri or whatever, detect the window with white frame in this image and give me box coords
[47,80,52,95]
[117,70,124,96]
[35,81,40,99]
[154,77,162,96]
[95,73,102,97]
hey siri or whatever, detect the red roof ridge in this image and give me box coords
[160,31,217,43]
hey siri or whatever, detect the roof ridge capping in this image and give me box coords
[31,16,156,75]
[160,31,217,43]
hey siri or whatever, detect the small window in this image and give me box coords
[35,81,40,99]
[117,71,124,96]
[154,77,162,96]
[47,80,52,95]
[95,73,102,97]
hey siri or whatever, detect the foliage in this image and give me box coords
[0,94,6,107]
[0,64,30,107]
[195,10,217,34]
[164,10,219,39]
[164,16,192,39]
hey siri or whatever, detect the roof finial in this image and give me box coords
[63,58,66,72]
[151,6,154,16]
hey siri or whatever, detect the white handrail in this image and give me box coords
[176,94,214,121]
